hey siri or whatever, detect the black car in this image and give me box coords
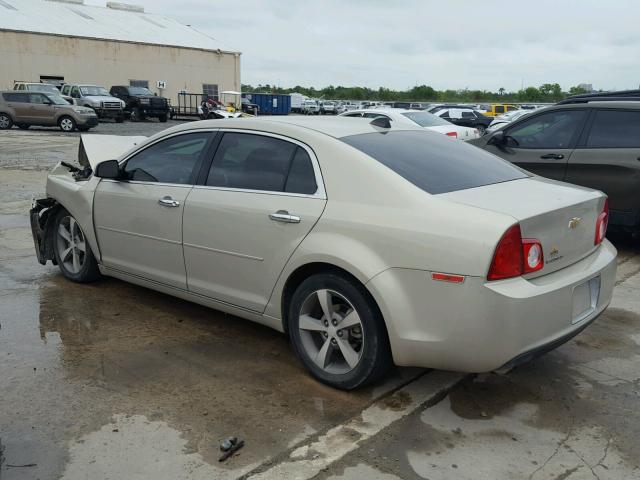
[241,98,258,115]
[109,86,170,122]
[429,105,492,133]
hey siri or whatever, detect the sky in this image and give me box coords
[83,0,640,92]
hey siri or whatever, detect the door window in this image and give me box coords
[362,112,390,120]
[206,133,317,194]
[586,110,640,148]
[495,106,505,114]
[123,133,211,184]
[28,93,48,104]
[506,110,587,149]
[70,86,81,98]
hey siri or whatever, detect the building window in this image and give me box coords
[130,80,149,88]
[203,84,219,101]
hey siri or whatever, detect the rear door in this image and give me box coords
[566,108,640,227]
[94,131,215,289]
[183,131,326,312]
[482,109,588,181]
[28,93,56,125]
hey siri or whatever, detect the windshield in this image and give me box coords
[46,94,71,106]
[80,86,110,96]
[129,87,153,95]
[28,84,59,93]
[342,130,528,194]
[402,111,452,127]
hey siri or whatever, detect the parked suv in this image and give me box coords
[431,106,493,133]
[471,100,640,234]
[319,101,337,115]
[61,84,125,122]
[109,86,170,122]
[0,91,98,132]
[301,100,320,115]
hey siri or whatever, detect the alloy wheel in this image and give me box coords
[60,118,74,131]
[57,216,86,274]
[297,289,364,374]
[0,114,11,129]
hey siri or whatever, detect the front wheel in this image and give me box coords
[158,114,168,122]
[53,209,101,282]
[58,116,76,132]
[130,107,142,122]
[288,273,391,390]
[476,125,486,135]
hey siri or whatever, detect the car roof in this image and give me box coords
[156,116,424,140]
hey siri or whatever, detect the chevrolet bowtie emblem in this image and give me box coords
[568,217,582,229]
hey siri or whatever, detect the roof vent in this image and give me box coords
[106,1,144,13]
[46,0,85,4]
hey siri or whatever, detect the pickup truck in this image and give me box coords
[61,84,125,122]
[109,86,170,122]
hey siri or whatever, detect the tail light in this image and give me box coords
[446,132,458,138]
[488,224,544,281]
[594,198,609,245]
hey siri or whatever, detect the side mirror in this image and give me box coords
[94,159,120,179]
[487,130,505,146]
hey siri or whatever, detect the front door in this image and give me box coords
[94,131,214,289]
[183,131,326,312]
[483,109,588,181]
[27,93,56,125]
[567,108,640,226]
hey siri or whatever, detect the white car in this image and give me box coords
[30,117,616,390]
[340,108,480,140]
[301,100,320,115]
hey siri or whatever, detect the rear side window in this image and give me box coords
[2,93,24,102]
[495,106,505,113]
[341,130,528,194]
[586,110,640,148]
[207,133,317,194]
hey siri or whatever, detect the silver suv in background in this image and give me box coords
[319,101,337,114]
[61,84,125,122]
[0,91,98,132]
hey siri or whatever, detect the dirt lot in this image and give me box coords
[1,125,639,480]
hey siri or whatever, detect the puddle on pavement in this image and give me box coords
[0,264,420,479]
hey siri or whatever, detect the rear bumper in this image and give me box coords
[367,240,617,372]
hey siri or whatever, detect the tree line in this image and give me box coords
[241,83,594,103]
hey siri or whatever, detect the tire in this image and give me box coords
[477,125,486,135]
[130,107,142,122]
[52,209,101,283]
[17,124,30,130]
[115,115,125,123]
[288,273,392,390]
[0,113,13,130]
[158,114,168,123]
[58,116,76,132]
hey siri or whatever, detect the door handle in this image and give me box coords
[158,196,180,207]
[540,153,564,160]
[269,211,300,223]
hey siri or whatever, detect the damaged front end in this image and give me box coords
[30,198,60,265]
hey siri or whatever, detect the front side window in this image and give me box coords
[61,85,70,95]
[28,93,48,104]
[495,105,505,114]
[123,133,211,184]
[342,130,528,194]
[71,86,81,98]
[586,110,640,148]
[506,110,587,149]
[206,133,317,194]
[80,86,110,96]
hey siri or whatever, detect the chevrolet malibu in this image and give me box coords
[30,117,617,390]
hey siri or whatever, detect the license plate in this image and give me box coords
[572,276,600,324]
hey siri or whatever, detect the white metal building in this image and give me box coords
[0,0,241,104]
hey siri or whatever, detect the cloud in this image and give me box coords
[84,0,640,91]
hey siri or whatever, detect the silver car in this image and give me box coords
[30,117,617,389]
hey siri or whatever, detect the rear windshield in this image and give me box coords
[341,130,528,194]
[401,111,451,127]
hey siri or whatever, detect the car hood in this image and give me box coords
[78,134,147,170]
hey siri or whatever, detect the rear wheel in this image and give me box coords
[58,116,76,132]
[477,125,486,135]
[53,209,101,282]
[0,113,13,130]
[158,113,168,122]
[288,273,392,390]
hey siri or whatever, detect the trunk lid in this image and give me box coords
[439,177,606,277]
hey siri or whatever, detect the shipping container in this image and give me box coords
[242,93,291,115]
